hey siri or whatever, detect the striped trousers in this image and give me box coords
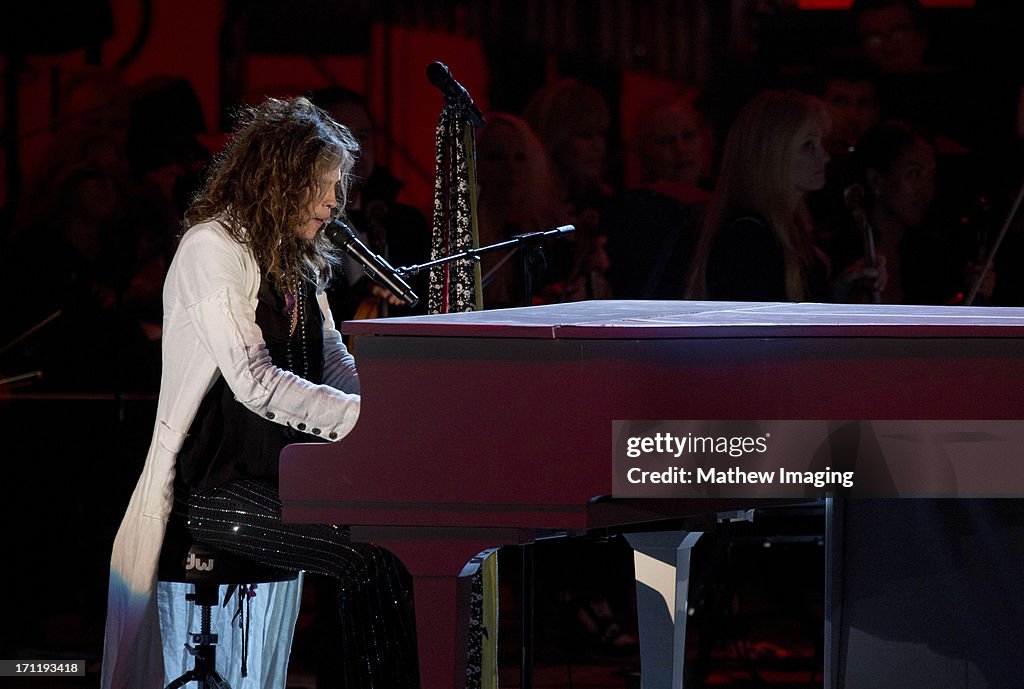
[183,479,420,689]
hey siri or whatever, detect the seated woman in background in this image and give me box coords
[523,78,615,302]
[475,112,559,308]
[686,90,838,302]
[832,120,993,304]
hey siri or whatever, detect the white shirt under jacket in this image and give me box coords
[101,219,361,689]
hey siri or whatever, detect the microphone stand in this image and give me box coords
[396,225,576,307]
[0,310,60,389]
[427,61,486,310]
[0,310,61,357]
[0,371,43,388]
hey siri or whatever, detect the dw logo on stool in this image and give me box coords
[185,552,215,572]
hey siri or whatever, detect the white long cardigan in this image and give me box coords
[101,220,361,689]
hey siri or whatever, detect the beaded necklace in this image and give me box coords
[284,272,309,379]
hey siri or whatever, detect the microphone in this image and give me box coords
[324,220,419,308]
[426,62,485,128]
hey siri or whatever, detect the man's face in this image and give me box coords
[328,103,375,188]
[637,103,704,184]
[858,4,928,73]
[823,79,881,154]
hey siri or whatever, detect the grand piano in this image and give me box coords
[280,300,1024,689]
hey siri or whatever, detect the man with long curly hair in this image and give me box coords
[102,96,419,689]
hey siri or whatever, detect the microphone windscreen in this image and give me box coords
[325,219,355,243]
[426,62,450,87]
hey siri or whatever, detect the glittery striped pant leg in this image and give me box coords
[186,479,420,689]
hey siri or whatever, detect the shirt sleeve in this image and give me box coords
[316,289,360,395]
[171,225,360,442]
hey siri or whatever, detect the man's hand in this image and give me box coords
[370,283,405,306]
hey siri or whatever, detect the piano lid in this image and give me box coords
[341,300,1024,340]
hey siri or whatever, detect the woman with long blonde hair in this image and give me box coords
[686,90,832,302]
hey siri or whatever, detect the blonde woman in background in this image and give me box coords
[687,90,841,302]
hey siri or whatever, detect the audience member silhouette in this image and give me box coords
[850,0,978,151]
[523,78,614,302]
[605,95,711,299]
[1,70,195,392]
[805,61,883,262]
[853,0,929,75]
[475,112,559,308]
[832,121,993,305]
[686,90,837,303]
[311,86,431,323]
[816,61,883,159]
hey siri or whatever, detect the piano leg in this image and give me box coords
[520,542,535,689]
[624,531,704,689]
[409,572,464,688]
[350,533,509,689]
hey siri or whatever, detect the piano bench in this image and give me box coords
[157,519,297,689]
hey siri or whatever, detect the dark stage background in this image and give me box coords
[2,1,1023,687]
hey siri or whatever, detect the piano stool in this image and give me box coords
[157,519,298,689]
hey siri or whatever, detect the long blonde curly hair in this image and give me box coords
[185,96,358,290]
